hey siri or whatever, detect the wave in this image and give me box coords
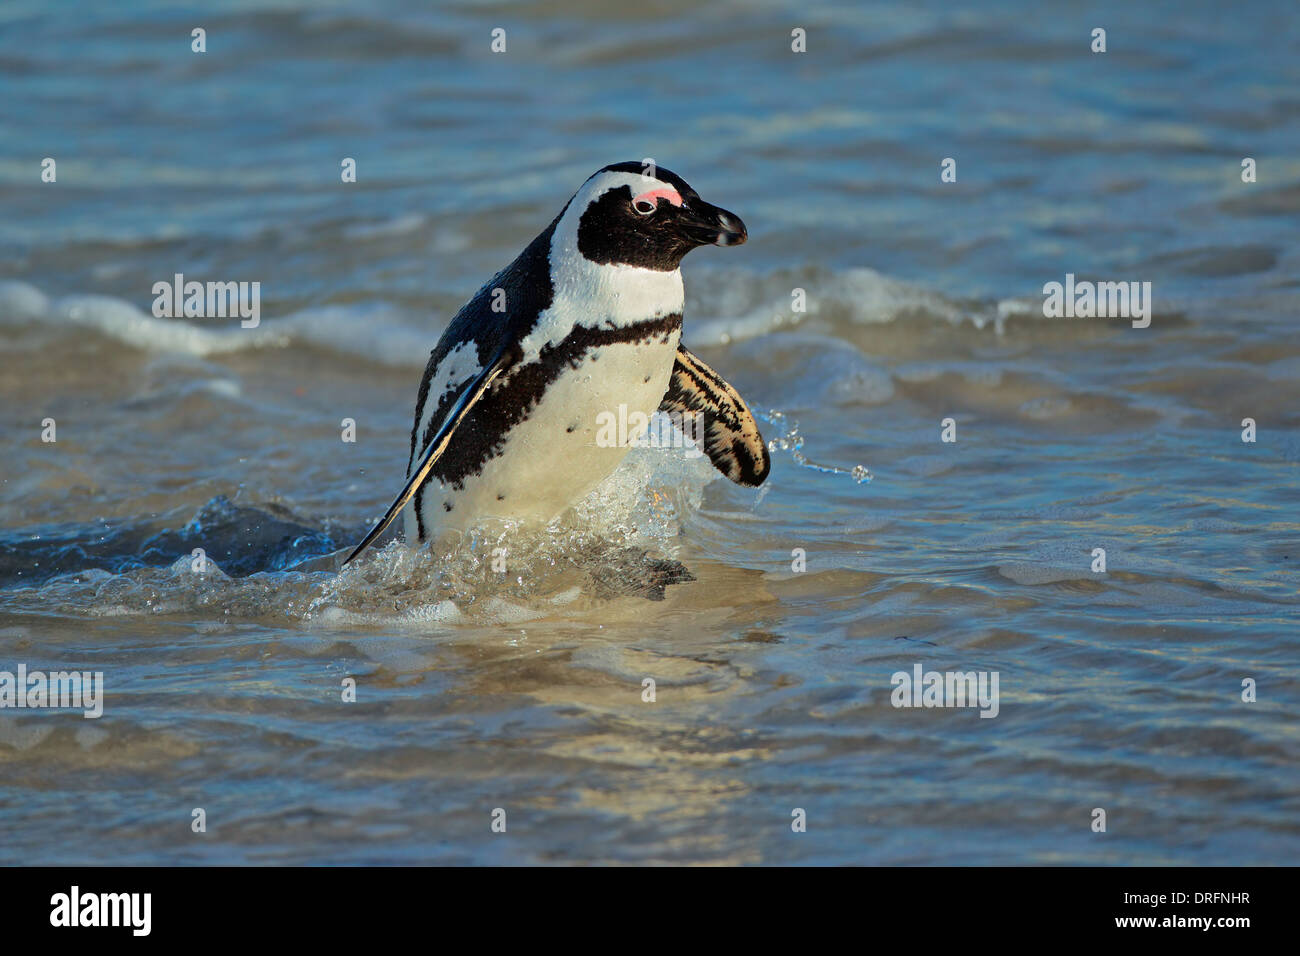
[0,439,722,622]
[0,270,1159,371]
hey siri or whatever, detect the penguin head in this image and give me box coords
[562,162,747,272]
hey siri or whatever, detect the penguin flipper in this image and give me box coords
[659,344,770,486]
[343,346,514,565]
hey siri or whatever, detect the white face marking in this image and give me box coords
[517,171,686,367]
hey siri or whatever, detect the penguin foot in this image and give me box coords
[586,547,695,601]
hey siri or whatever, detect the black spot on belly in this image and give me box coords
[566,423,577,433]
[443,502,453,513]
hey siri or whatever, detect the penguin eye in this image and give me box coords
[632,198,656,216]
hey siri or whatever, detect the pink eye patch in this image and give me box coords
[632,187,683,208]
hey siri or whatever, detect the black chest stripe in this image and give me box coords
[405,211,568,539]
[411,312,683,535]
[407,210,565,483]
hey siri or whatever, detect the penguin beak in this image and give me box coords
[681,201,747,247]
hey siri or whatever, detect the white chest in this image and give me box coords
[519,240,685,365]
[406,325,681,544]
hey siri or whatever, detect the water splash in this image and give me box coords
[0,444,719,623]
[759,409,873,484]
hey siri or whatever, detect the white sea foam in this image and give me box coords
[0,268,1064,370]
[689,266,1002,346]
[0,281,289,355]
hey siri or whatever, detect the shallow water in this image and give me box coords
[1,0,1298,864]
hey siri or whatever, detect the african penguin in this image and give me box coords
[345,161,771,563]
